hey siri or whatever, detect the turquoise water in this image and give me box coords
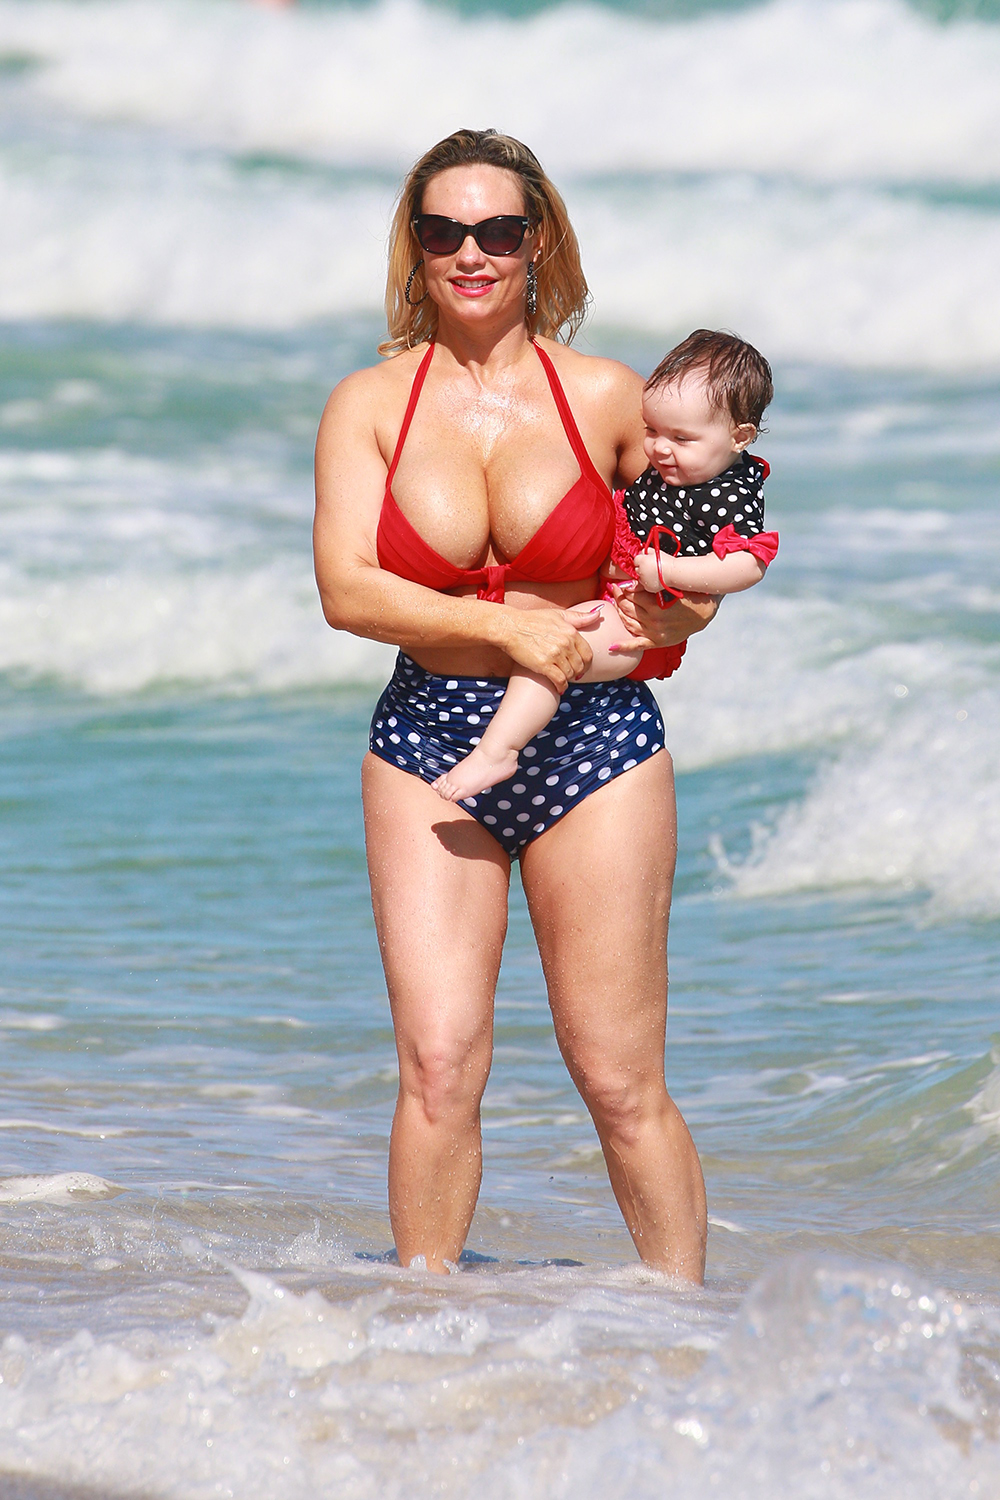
[1,0,1000,1494]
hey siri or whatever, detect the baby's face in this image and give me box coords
[642,374,753,487]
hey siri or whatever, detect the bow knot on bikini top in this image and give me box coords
[377,340,616,603]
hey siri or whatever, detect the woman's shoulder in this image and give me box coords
[319,344,427,428]
[535,338,644,441]
[536,338,643,412]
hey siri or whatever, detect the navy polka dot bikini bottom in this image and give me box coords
[369,653,665,858]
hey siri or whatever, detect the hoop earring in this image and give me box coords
[405,262,427,306]
[526,260,537,318]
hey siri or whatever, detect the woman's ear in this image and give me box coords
[732,423,757,452]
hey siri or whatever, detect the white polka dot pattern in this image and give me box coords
[622,452,768,554]
[370,655,666,857]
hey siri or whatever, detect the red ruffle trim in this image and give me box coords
[610,488,642,573]
[627,641,687,681]
[602,491,686,680]
[712,524,779,564]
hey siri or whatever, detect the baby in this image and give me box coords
[432,329,778,804]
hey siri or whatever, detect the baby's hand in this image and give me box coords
[635,548,678,594]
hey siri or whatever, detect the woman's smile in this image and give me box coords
[449,275,497,296]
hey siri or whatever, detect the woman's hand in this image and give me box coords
[497,606,597,692]
[609,584,719,649]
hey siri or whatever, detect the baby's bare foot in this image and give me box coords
[432,745,520,802]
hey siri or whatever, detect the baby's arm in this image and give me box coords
[634,547,765,597]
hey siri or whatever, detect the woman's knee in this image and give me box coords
[397,1030,491,1125]
[571,1056,667,1147]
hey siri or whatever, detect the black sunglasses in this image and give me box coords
[411,214,532,257]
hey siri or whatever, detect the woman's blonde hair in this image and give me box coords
[379,128,590,357]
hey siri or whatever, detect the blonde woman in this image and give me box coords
[314,129,713,1282]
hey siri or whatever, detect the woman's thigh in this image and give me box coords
[362,753,511,1075]
[519,750,676,1088]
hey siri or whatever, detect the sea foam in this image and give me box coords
[659,567,1000,917]
[502,1257,1000,1500]
[0,1172,122,1203]
[2,428,998,920]
[0,1254,993,1500]
[0,446,396,692]
[0,0,999,364]
[2,149,999,366]
[0,558,394,693]
[718,686,1000,917]
[2,0,999,182]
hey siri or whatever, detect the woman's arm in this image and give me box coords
[610,584,719,648]
[313,368,595,691]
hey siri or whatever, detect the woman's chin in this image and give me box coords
[436,295,528,335]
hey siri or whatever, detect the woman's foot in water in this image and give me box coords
[432,744,519,801]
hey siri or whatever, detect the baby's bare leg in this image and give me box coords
[576,598,645,682]
[432,670,559,802]
[433,603,643,803]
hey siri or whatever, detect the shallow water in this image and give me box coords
[1,0,1000,1492]
[1,333,999,1496]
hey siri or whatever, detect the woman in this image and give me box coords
[314,129,714,1282]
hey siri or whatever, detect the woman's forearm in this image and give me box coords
[634,549,765,597]
[317,560,598,690]
[317,561,512,655]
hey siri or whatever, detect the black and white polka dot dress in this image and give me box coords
[622,452,770,554]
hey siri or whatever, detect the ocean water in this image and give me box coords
[1,0,999,1495]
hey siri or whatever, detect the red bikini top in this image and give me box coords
[377,340,615,604]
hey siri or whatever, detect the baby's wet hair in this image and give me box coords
[645,329,773,433]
